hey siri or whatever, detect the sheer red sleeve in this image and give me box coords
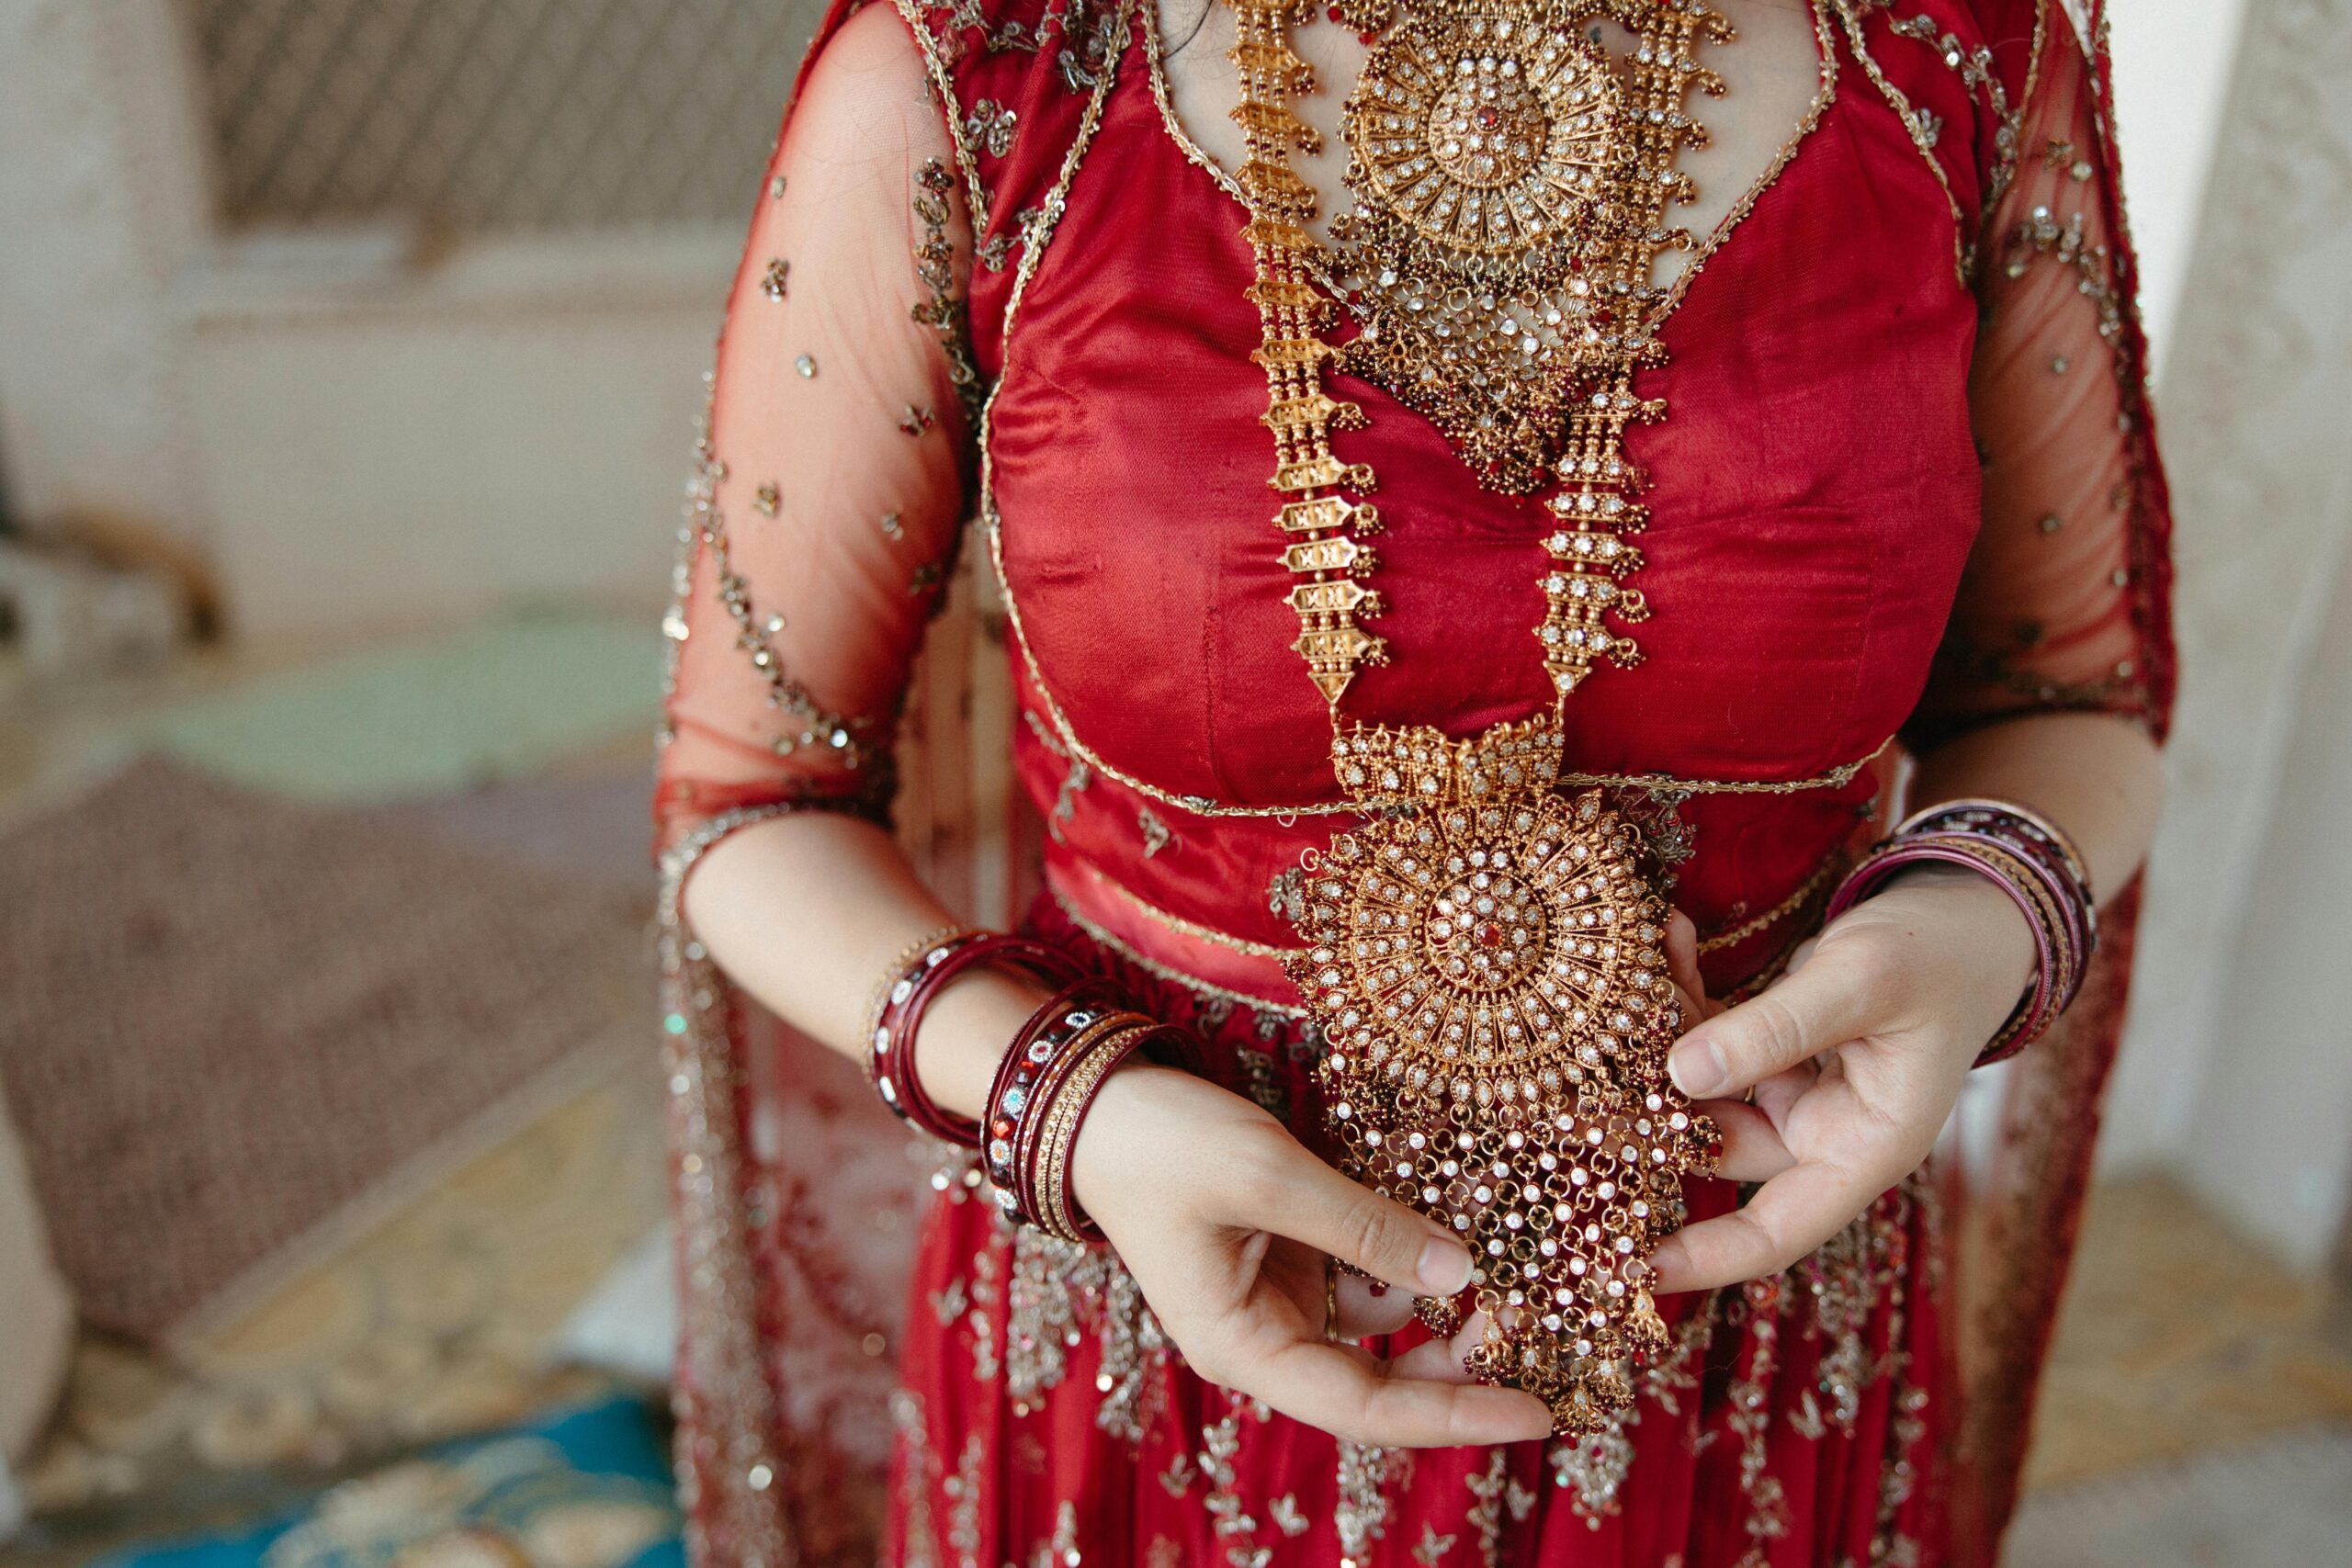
[654,3,976,856]
[1906,2,2175,749]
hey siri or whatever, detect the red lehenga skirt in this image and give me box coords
[883,897,1952,1568]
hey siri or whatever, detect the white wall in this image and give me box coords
[0,0,215,542]
[177,231,732,637]
[2106,0,2252,378]
[2092,0,2352,1275]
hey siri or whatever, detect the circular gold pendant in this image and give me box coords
[1308,791,1661,1104]
[1342,7,1626,272]
[1287,718,1721,1431]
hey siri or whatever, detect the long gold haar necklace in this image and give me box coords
[1223,0,1732,1432]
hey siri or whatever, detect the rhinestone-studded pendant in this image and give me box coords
[1286,716,1721,1432]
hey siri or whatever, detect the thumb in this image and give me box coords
[1666,941,1881,1100]
[1255,1138,1475,1298]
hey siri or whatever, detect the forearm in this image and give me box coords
[1906,710,2164,906]
[682,812,1048,1120]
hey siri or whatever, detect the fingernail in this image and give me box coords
[1668,1036,1727,1098]
[1417,1235,1473,1295]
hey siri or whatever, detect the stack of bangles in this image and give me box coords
[862,927,1199,1243]
[1825,797,2098,1067]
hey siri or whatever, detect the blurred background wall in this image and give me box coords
[0,0,823,642]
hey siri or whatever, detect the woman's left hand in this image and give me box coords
[1645,864,2040,1294]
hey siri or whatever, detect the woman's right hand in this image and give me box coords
[1067,1063,1558,1448]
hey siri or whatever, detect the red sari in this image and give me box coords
[653,1,2176,1562]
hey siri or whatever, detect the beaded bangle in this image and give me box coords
[862,924,978,1052]
[1827,798,2096,1068]
[866,930,1083,1146]
[981,980,1199,1241]
[1903,797,2092,904]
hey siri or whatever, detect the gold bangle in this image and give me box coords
[1031,1019,1157,1242]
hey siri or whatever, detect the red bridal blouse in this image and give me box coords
[653,1,2176,1563]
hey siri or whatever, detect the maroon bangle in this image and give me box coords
[868,932,1082,1146]
[1901,798,2092,904]
[981,979,1125,1157]
[1826,834,2077,1066]
[1899,800,2099,964]
[1914,824,2094,981]
[982,980,1202,1238]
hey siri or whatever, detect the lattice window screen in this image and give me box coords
[182,0,830,233]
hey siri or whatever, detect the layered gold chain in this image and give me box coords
[1234,0,1728,703]
[1232,0,1390,704]
[1220,0,1734,1432]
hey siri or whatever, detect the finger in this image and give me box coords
[1243,1137,1474,1298]
[1664,909,1707,1010]
[1699,1100,1795,1183]
[1750,1061,1815,1132]
[1379,1306,1494,1386]
[1666,942,1887,1100]
[1330,1272,1416,1342]
[1385,1334,1479,1385]
[1645,1157,1885,1294]
[1240,1338,1555,1448]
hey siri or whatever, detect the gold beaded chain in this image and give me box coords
[1222,0,1736,1433]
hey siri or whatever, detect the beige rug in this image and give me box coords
[2024,1177,2352,1487]
[2007,1424,2352,1568]
[0,758,651,1338]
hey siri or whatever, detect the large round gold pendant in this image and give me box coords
[1286,718,1720,1432]
[1343,7,1625,269]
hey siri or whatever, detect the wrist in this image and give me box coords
[915,969,1060,1122]
[1875,863,2040,983]
[1066,1063,1197,1225]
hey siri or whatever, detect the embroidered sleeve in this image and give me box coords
[1905,1,2174,748]
[655,3,978,852]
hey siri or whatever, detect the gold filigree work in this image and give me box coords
[1285,717,1721,1428]
[1221,0,1728,1431]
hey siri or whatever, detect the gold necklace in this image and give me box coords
[1224,0,1731,1433]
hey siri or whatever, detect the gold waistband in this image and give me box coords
[1051,886,1310,1019]
[1010,687,1893,821]
[1694,848,1849,954]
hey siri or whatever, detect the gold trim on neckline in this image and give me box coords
[1141,0,1843,327]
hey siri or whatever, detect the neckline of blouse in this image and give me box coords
[1136,0,1844,337]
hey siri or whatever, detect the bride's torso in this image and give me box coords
[938,0,2005,967]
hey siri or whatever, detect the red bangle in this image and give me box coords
[981,981,1200,1240]
[867,931,1082,1146]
